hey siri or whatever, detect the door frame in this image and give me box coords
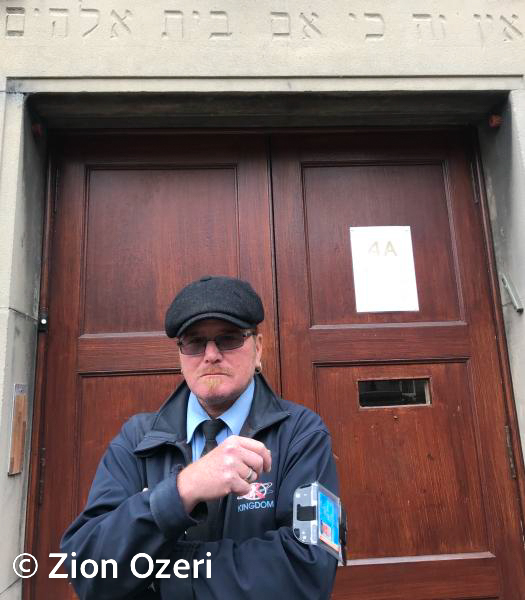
[470,128,525,543]
[24,126,525,599]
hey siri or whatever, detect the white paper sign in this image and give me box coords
[349,226,419,313]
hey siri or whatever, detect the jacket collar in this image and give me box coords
[133,374,289,456]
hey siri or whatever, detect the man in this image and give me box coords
[61,275,339,599]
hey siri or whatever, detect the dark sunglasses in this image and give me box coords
[177,330,255,355]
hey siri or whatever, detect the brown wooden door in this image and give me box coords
[271,131,525,599]
[28,133,278,599]
[28,130,525,600]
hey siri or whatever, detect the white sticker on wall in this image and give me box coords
[349,226,419,313]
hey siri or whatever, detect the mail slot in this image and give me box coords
[358,378,431,408]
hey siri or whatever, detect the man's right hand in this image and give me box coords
[177,436,272,513]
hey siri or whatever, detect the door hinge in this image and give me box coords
[505,425,517,479]
[38,447,46,505]
[37,309,49,333]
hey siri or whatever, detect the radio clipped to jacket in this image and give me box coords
[292,482,347,565]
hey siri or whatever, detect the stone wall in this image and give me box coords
[1,1,525,78]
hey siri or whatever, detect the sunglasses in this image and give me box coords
[177,330,255,355]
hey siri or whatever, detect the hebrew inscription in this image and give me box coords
[50,8,69,38]
[2,4,524,48]
[270,12,290,38]
[209,11,231,38]
[474,13,523,43]
[348,12,385,40]
[162,10,184,39]
[412,13,447,40]
[80,7,100,38]
[269,12,322,39]
[364,13,385,40]
[110,9,132,38]
[5,7,25,37]
[501,15,523,41]
[160,10,232,40]
[299,13,321,39]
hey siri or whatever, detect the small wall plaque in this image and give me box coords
[8,384,28,476]
[350,226,419,313]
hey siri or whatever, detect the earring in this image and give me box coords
[255,365,262,374]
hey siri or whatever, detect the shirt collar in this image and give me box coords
[186,377,255,443]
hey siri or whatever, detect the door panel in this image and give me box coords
[83,167,243,334]
[302,163,461,324]
[29,133,278,600]
[77,374,184,506]
[318,362,486,557]
[271,131,525,598]
[334,556,500,600]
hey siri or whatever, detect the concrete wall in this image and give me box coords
[0,89,45,600]
[0,91,44,598]
[1,1,525,598]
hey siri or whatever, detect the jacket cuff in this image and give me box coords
[149,465,198,538]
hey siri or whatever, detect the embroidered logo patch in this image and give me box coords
[236,482,274,512]
[237,482,273,500]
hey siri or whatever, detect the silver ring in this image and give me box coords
[244,467,254,483]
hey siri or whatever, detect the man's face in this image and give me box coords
[178,318,263,417]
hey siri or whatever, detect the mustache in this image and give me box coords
[200,370,232,376]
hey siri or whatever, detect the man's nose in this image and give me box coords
[203,340,222,361]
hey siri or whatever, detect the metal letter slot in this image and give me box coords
[358,378,431,408]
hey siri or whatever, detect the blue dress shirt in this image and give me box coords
[186,378,255,461]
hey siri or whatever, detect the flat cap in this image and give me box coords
[165,275,264,338]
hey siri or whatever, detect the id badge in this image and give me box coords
[292,482,346,563]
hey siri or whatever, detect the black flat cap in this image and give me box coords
[165,275,264,338]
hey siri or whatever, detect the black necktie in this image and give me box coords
[185,419,225,541]
[201,418,224,457]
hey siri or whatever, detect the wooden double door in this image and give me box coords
[29,131,525,599]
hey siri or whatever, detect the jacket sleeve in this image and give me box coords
[59,418,199,600]
[161,425,340,600]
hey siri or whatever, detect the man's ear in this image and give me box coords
[255,333,263,364]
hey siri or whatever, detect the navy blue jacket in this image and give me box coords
[60,375,339,599]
